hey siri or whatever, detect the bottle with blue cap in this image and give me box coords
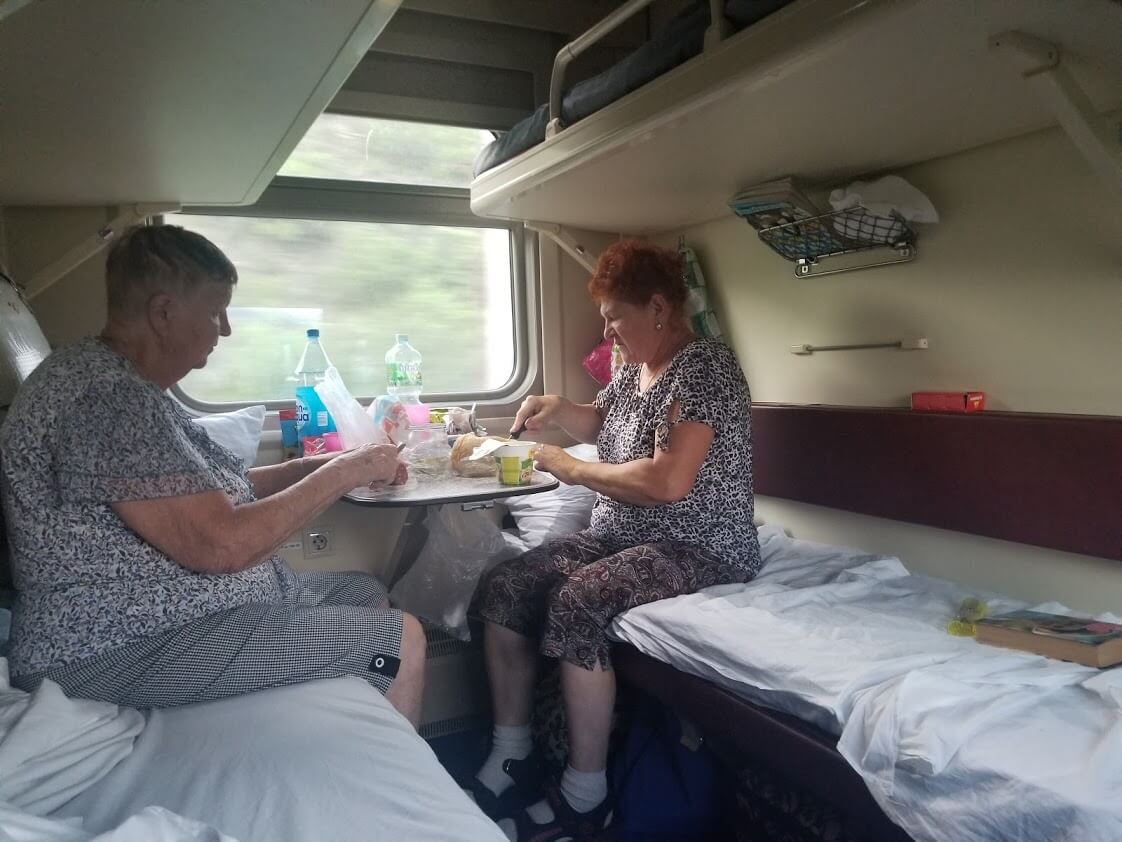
[295,328,336,452]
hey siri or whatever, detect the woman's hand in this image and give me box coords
[329,443,403,490]
[532,444,579,484]
[511,395,569,436]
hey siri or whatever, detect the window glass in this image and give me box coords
[173,213,515,405]
[278,114,492,187]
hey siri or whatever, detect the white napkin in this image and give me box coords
[829,175,939,223]
[468,439,507,461]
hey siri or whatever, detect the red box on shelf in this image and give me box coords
[911,391,986,413]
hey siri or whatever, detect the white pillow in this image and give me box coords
[504,444,599,548]
[192,405,266,468]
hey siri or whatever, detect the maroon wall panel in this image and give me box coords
[751,405,1122,562]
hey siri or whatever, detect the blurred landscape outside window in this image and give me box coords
[174,116,516,405]
[278,113,489,187]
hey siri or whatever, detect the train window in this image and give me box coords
[172,116,527,410]
[277,114,491,188]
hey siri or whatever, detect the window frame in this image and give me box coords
[169,175,536,413]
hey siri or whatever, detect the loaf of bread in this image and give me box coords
[450,434,501,477]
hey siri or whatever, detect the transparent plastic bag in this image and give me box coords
[389,505,521,640]
[314,367,387,448]
[367,395,411,445]
[402,423,452,480]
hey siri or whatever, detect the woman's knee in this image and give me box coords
[549,574,608,617]
[544,577,614,648]
[478,555,524,596]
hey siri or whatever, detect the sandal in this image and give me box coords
[510,782,614,842]
[460,752,547,821]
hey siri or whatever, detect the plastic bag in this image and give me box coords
[582,337,613,386]
[402,424,452,480]
[367,395,411,445]
[431,404,480,435]
[681,245,723,339]
[314,367,387,449]
[389,505,521,640]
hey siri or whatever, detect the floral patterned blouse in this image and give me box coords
[591,337,761,573]
[1,338,294,676]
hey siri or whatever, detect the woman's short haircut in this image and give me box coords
[106,224,237,319]
[586,239,686,310]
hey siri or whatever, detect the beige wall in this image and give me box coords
[0,209,9,274]
[668,124,1122,613]
[682,128,1122,415]
[1,207,111,347]
[538,229,619,405]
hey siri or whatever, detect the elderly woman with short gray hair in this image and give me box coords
[1,224,425,725]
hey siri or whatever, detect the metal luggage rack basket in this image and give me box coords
[756,206,917,278]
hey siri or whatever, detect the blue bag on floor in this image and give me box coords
[612,698,729,840]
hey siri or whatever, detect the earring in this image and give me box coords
[656,322,663,331]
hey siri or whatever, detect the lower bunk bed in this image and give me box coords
[7,672,506,842]
[607,525,1122,842]
[615,644,909,842]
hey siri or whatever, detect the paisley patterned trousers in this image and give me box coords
[475,528,751,670]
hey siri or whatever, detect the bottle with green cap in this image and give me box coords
[610,341,624,379]
[385,334,427,424]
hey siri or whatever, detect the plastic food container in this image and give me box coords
[494,441,535,486]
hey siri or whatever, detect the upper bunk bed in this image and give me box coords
[469,0,1122,236]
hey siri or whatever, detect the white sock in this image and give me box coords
[476,724,533,797]
[525,764,607,823]
[561,766,608,814]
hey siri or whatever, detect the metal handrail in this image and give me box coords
[546,0,729,139]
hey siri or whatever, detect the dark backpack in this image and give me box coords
[612,697,731,840]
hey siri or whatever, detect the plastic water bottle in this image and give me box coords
[295,329,336,452]
[611,341,624,379]
[385,334,428,425]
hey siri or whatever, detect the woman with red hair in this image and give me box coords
[469,239,761,840]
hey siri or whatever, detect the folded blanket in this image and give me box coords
[0,660,143,815]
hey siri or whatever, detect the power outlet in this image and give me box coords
[303,528,335,558]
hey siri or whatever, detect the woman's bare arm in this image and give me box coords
[512,395,603,444]
[246,452,337,499]
[112,444,400,575]
[533,406,713,506]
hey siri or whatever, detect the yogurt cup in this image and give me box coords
[494,441,535,486]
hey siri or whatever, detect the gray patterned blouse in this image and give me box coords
[591,337,761,573]
[1,337,294,677]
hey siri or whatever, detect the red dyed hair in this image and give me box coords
[587,239,686,310]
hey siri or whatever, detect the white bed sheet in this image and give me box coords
[610,524,1122,842]
[55,677,505,842]
[2,801,237,842]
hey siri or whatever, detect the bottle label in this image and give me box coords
[387,361,422,388]
[296,386,335,436]
[295,401,311,431]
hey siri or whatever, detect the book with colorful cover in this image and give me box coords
[975,610,1122,667]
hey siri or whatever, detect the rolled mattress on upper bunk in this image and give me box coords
[473,0,791,177]
[610,524,1122,842]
